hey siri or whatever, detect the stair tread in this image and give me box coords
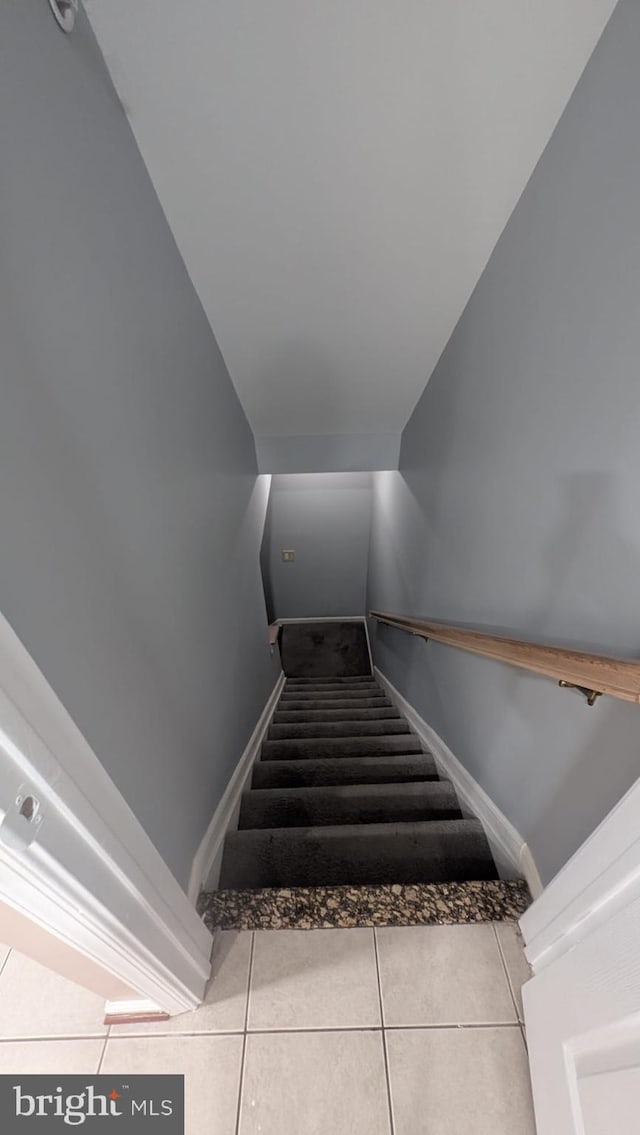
[238,780,461,829]
[200,880,531,931]
[262,734,423,760]
[281,685,385,694]
[268,719,411,739]
[283,679,379,687]
[285,686,378,693]
[285,676,374,686]
[274,707,401,722]
[275,694,390,703]
[220,819,497,889]
[244,780,456,800]
[229,818,484,837]
[286,672,374,678]
[251,755,439,788]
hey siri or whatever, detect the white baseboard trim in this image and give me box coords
[374,667,543,899]
[520,844,544,901]
[188,672,286,902]
[104,998,168,1025]
[363,618,374,676]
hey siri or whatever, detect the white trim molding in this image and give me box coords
[104,998,168,1025]
[0,613,213,1016]
[521,776,640,973]
[363,617,375,676]
[189,671,286,899]
[374,666,543,899]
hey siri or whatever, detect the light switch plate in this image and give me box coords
[282,549,296,562]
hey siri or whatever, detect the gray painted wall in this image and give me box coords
[0,1,279,889]
[263,475,372,619]
[256,434,401,474]
[368,0,640,886]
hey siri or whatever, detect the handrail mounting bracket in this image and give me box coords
[558,680,602,706]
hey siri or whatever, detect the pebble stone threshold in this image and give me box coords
[198,880,531,932]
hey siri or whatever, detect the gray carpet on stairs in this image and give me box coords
[280,620,371,677]
[251,754,440,789]
[221,820,495,889]
[216,621,498,892]
[239,780,463,829]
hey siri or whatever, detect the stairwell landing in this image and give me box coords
[199,622,530,931]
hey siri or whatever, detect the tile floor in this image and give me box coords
[0,922,535,1134]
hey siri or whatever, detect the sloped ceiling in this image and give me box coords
[86,0,616,446]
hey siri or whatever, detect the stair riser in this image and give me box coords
[281,681,379,690]
[273,708,401,723]
[251,757,440,789]
[261,735,423,760]
[280,688,385,702]
[238,785,462,829]
[280,698,391,711]
[285,677,373,687]
[220,821,497,889]
[268,720,411,740]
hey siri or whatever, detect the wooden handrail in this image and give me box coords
[369,610,640,705]
[268,623,280,648]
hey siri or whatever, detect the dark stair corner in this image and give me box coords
[202,621,528,928]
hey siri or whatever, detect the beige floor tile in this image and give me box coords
[0,951,107,1039]
[376,924,516,1025]
[386,1026,536,1135]
[0,1039,104,1073]
[239,1030,390,1135]
[494,923,531,1022]
[115,930,251,1036]
[248,928,380,1030]
[102,1033,242,1135]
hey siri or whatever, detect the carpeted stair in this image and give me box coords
[219,656,498,890]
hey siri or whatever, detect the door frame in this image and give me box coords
[520,774,640,1132]
[0,612,212,1015]
[521,775,640,973]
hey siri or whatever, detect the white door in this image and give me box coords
[0,612,212,1015]
[521,780,640,1134]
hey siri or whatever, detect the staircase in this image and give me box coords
[219,667,497,891]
